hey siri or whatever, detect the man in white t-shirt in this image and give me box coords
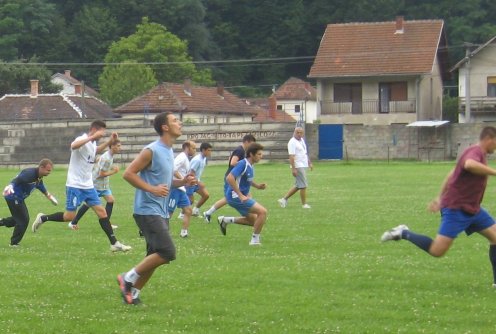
[186,142,212,216]
[168,140,197,237]
[278,127,313,209]
[31,120,131,252]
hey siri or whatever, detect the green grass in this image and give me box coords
[1,161,496,333]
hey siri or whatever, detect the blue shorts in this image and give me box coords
[186,185,199,196]
[96,189,112,197]
[227,197,256,217]
[168,189,191,214]
[439,208,495,238]
[66,187,101,212]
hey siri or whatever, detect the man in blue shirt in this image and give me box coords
[218,143,267,245]
[0,159,58,246]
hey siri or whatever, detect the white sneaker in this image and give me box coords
[178,212,184,219]
[203,212,211,223]
[110,241,132,252]
[277,198,287,208]
[249,239,261,246]
[32,213,45,232]
[218,216,227,235]
[111,224,118,229]
[302,204,311,209]
[68,222,79,230]
[180,230,189,238]
[192,207,200,217]
[381,225,409,242]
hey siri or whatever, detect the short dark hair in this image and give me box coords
[242,134,256,143]
[246,143,264,158]
[90,120,106,130]
[200,142,212,151]
[153,112,172,135]
[480,126,496,140]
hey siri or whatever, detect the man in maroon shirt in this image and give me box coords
[382,126,496,286]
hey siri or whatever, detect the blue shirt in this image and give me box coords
[5,167,47,201]
[225,158,253,199]
[133,140,174,218]
[189,153,207,181]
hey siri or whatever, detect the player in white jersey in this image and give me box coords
[31,120,131,252]
[186,142,213,217]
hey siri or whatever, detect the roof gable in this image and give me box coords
[309,18,445,78]
[451,36,496,71]
[274,77,316,101]
[115,82,258,115]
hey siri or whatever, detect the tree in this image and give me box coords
[99,17,213,106]
[99,62,158,108]
[0,58,61,96]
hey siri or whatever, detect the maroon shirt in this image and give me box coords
[440,145,487,214]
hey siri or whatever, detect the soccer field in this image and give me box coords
[1,161,496,333]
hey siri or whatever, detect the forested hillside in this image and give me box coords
[0,0,495,98]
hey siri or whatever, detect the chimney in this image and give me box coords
[217,81,224,98]
[74,83,82,95]
[64,69,71,78]
[30,80,39,98]
[183,78,192,96]
[269,94,277,120]
[395,16,404,34]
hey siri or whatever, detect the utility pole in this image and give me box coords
[463,42,474,123]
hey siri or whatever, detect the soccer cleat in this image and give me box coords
[111,241,132,252]
[131,297,142,305]
[9,243,19,248]
[180,230,189,238]
[203,212,211,223]
[249,239,261,246]
[381,224,409,242]
[192,207,200,217]
[302,204,311,209]
[277,198,287,208]
[111,224,118,229]
[117,273,133,304]
[217,216,227,236]
[68,222,79,230]
[178,212,184,219]
[31,213,45,232]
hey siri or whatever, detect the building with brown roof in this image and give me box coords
[51,70,100,97]
[0,80,117,121]
[114,80,258,123]
[309,16,449,125]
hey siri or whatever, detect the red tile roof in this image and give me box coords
[274,77,316,101]
[114,82,259,116]
[51,72,100,97]
[309,19,446,78]
[0,94,117,120]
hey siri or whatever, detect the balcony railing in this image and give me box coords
[459,96,496,113]
[321,99,416,115]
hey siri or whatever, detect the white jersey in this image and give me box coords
[288,136,309,168]
[66,133,97,189]
[174,151,190,192]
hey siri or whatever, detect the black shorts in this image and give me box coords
[133,214,176,262]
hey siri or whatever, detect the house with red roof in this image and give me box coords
[308,16,449,125]
[0,80,117,121]
[51,70,100,97]
[451,36,496,123]
[114,80,259,123]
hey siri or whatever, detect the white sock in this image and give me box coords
[131,287,140,299]
[224,216,235,223]
[125,268,140,284]
[252,233,260,241]
[205,206,216,215]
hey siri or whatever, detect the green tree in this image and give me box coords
[99,62,158,107]
[0,58,61,95]
[99,17,213,106]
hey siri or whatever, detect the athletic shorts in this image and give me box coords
[168,189,191,214]
[133,214,176,261]
[439,207,495,238]
[96,189,112,197]
[186,184,199,196]
[294,168,308,189]
[227,197,256,217]
[65,187,101,212]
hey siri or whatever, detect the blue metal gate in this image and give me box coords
[318,124,343,159]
